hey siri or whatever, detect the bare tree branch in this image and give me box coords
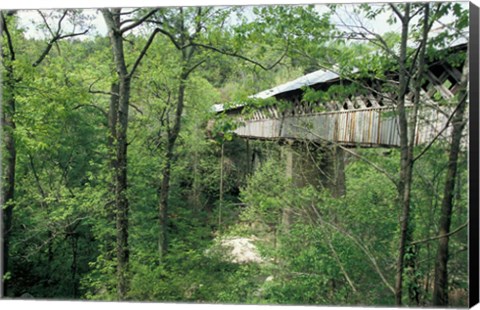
[119,19,135,26]
[27,153,47,201]
[33,10,89,67]
[58,30,88,40]
[32,43,56,67]
[56,10,68,33]
[37,10,56,38]
[408,3,430,170]
[408,3,440,78]
[409,6,424,20]
[128,28,160,77]
[326,237,358,293]
[88,78,119,97]
[389,4,404,21]
[409,222,468,246]
[184,58,207,78]
[1,12,16,61]
[120,9,159,34]
[309,203,396,294]
[112,8,141,16]
[189,7,204,43]
[36,10,65,62]
[129,103,143,115]
[73,104,108,119]
[435,19,469,41]
[413,95,466,162]
[157,27,182,50]
[191,42,288,71]
[100,9,119,33]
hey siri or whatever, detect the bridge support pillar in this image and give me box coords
[281,140,345,232]
[283,140,346,197]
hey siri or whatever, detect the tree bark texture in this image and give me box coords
[406,4,430,305]
[432,49,469,306]
[103,7,159,296]
[282,141,294,233]
[1,12,16,297]
[105,83,119,261]
[158,71,188,258]
[158,145,173,258]
[1,73,16,298]
[394,3,412,306]
[102,9,131,300]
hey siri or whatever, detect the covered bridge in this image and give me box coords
[214,42,467,148]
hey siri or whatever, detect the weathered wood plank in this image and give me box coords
[232,105,458,147]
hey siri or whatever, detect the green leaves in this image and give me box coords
[240,158,289,227]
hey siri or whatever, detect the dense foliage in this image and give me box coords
[1,3,469,306]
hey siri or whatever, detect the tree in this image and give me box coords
[432,45,469,306]
[143,5,309,257]
[100,7,160,300]
[304,3,467,304]
[1,10,88,297]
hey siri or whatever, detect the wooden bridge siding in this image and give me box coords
[233,107,453,147]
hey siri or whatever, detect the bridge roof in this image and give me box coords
[251,70,339,99]
[213,69,342,113]
[214,38,467,113]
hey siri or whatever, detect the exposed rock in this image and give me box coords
[212,237,264,264]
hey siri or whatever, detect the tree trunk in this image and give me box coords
[1,78,16,298]
[405,5,430,304]
[102,8,160,296]
[70,233,79,299]
[115,77,131,300]
[406,245,420,305]
[158,143,173,258]
[102,9,131,300]
[282,140,294,233]
[394,3,412,305]
[1,13,17,298]
[218,142,224,232]
[105,83,119,261]
[432,49,469,306]
[108,83,119,171]
[158,72,188,258]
